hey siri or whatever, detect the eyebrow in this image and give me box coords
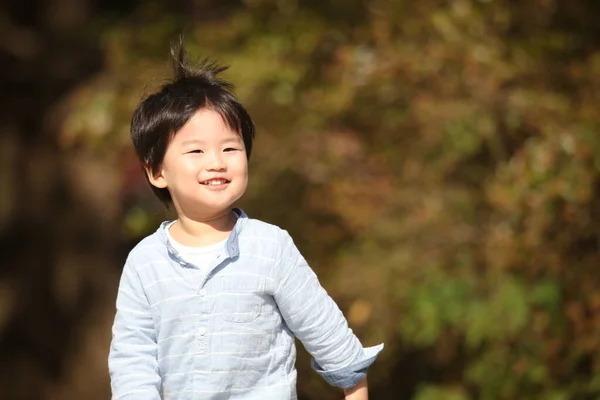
[180,137,242,147]
[180,139,204,146]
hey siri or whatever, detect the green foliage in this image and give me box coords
[414,384,471,400]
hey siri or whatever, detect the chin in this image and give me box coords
[182,189,245,213]
[202,199,240,213]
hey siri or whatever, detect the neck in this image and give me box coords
[170,208,236,247]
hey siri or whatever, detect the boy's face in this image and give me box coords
[147,108,248,218]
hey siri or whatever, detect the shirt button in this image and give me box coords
[199,289,206,297]
[199,327,206,336]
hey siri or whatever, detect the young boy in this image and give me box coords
[108,40,383,400]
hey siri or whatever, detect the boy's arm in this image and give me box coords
[344,377,368,400]
[273,231,383,392]
[108,261,161,399]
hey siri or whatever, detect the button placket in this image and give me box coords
[196,297,209,353]
[196,276,210,353]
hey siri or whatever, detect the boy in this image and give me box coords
[108,40,383,400]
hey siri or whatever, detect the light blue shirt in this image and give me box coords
[109,208,383,399]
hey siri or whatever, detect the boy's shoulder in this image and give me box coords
[126,226,167,262]
[241,214,296,242]
[132,230,162,249]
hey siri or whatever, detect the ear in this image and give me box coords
[145,164,168,189]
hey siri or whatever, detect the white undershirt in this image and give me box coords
[166,222,226,274]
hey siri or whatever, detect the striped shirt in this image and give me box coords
[109,208,383,399]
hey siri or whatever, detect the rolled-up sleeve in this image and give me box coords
[108,261,161,399]
[273,231,384,389]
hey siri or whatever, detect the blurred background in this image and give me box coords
[1,0,600,399]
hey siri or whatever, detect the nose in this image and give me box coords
[206,150,226,171]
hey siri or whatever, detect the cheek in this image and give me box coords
[171,158,198,175]
[163,160,199,187]
[231,156,248,176]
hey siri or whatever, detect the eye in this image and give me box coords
[223,148,239,152]
[187,149,203,154]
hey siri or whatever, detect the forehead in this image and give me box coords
[172,108,241,143]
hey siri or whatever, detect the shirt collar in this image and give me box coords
[156,208,247,266]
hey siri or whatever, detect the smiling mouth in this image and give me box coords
[200,178,230,186]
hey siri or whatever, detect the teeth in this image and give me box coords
[203,179,228,185]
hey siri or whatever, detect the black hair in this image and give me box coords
[130,37,255,206]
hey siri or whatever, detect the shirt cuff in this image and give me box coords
[310,343,384,389]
